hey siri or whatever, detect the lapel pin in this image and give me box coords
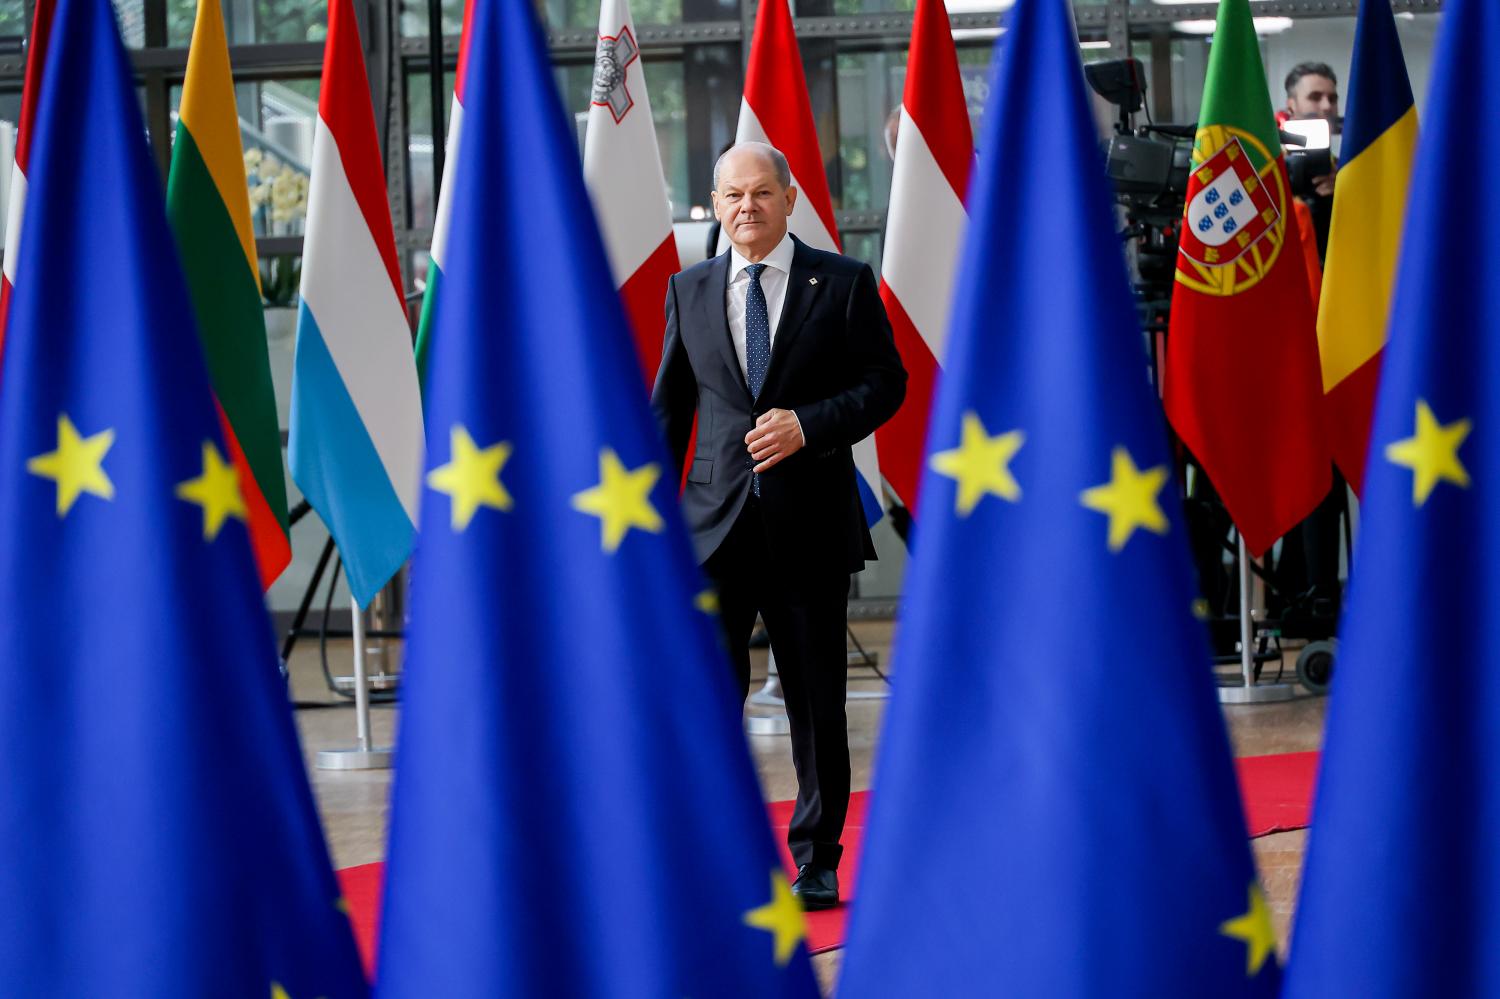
[809,277,818,286]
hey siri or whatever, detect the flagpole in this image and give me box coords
[1218,535,1297,704]
[316,597,395,769]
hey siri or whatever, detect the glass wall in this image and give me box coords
[0,0,1449,610]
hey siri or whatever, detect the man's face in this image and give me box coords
[1287,74,1339,121]
[712,149,797,259]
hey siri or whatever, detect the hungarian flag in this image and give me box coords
[873,0,971,513]
[167,0,291,588]
[731,0,885,525]
[0,0,58,369]
[1316,0,1417,495]
[583,0,679,378]
[1164,0,1328,556]
[413,0,474,390]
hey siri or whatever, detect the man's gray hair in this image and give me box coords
[713,141,792,191]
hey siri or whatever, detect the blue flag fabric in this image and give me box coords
[838,0,1278,994]
[1284,1,1500,994]
[372,1,819,996]
[0,0,367,994]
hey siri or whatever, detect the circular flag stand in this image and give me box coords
[317,597,395,769]
[746,650,791,736]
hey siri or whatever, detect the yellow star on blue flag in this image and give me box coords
[571,447,663,552]
[743,870,808,967]
[1079,446,1170,551]
[928,410,1023,515]
[26,414,115,516]
[175,441,247,540]
[1384,399,1470,506]
[1220,884,1277,976]
[426,424,514,530]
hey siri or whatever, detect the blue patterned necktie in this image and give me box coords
[744,262,770,496]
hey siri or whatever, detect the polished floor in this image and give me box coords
[289,621,1326,994]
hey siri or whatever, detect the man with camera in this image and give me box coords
[1278,61,1345,638]
[1284,61,1341,201]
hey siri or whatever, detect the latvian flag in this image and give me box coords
[413,0,474,389]
[290,0,423,607]
[733,0,886,525]
[584,0,679,378]
[874,0,972,514]
[0,0,57,368]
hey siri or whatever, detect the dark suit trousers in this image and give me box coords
[704,495,851,871]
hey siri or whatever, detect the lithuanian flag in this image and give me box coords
[1317,0,1417,496]
[167,0,291,588]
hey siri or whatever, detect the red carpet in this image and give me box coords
[335,749,1319,970]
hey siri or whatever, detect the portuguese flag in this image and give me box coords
[1164,0,1329,557]
[167,0,292,588]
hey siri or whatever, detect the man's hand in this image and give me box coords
[746,409,805,473]
[1312,170,1336,198]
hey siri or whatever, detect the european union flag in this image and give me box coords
[372,1,819,996]
[1285,1,1499,993]
[0,0,367,993]
[838,0,1277,994]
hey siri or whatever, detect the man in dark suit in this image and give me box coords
[651,142,906,910]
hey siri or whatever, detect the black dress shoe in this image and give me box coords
[790,863,839,911]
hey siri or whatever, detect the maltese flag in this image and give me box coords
[583,0,679,378]
[874,0,973,513]
[730,0,886,525]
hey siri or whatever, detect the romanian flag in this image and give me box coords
[167,0,291,588]
[1164,0,1329,556]
[1316,0,1417,495]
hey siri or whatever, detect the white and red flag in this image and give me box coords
[583,0,679,379]
[731,0,886,523]
[874,0,971,513]
[0,0,58,368]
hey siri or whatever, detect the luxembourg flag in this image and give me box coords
[731,0,885,525]
[0,0,58,367]
[583,0,679,378]
[873,0,972,514]
[413,0,474,387]
[290,0,423,607]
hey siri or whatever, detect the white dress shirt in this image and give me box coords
[726,233,795,383]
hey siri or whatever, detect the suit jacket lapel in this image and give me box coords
[759,236,825,401]
[698,251,749,398]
